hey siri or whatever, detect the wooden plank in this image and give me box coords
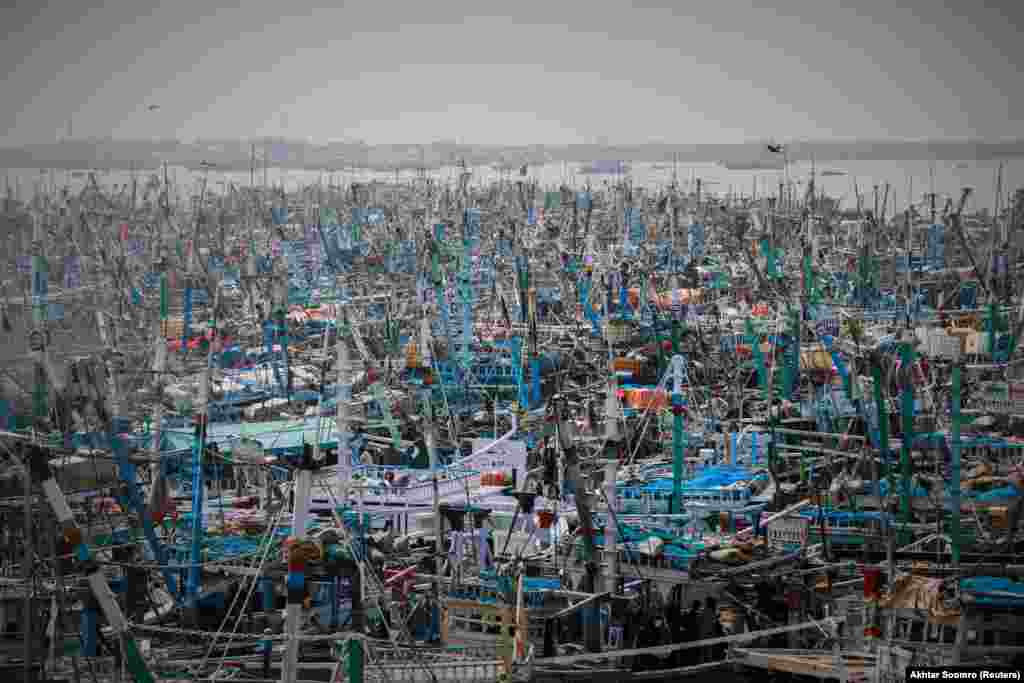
[733,649,873,680]
[730,498,811,540]
[548,592,610,621]
[443,599,510,612]
[536,617,845,666]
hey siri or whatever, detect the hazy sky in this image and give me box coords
[1,0,1021,146]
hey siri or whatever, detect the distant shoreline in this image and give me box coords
[2,139,1023,173]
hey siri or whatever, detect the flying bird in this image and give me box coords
[767,144,785,154]
[147,104,161,111]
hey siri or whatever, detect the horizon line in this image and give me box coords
[5,136,1024,148]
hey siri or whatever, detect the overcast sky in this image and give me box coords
[1,0,1021,146]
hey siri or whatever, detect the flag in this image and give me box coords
[46,595,57,641]
[63,255,80,289]
[147,470,175,524]
[500,296,511,329]
[269,141,290,165]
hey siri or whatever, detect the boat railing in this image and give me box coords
[441,598,520,652]
[53,657,120,678]
[354,463,421,482]
[766,516,809,550]
[615,548,691,572]
[679,487,755,513]
[353,658,506,682]
[838,599,1024,677]
[614,485,754,514]
[341,466,482,506]
[799,511,893,541]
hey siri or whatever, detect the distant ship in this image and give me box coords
[491,162,522,173]
[579,160,630,175]
[717,159,785,171]
[821,170,846,177]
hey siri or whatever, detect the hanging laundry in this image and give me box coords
[63,255,81,289]
[687,221,705,263]
[626,207,646,245]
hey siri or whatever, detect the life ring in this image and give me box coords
[28,329,45,352]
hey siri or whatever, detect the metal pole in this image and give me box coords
[282,468,312,683]
[870,357,894,582]
[898,340,915,545]
[51,495,80,683]
[347,570,364,683]
[951,364,962,565]
[671,355,685,515]
[604,459,619,594]
[48,506,57,675]
[905,210,913,326]
[25,203,46,683]
[24,463,35,683]
[33,452,156,683]
[187,363,209,612]
[427,422,442,572]
[336,309,352,504]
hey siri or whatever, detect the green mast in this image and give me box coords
[898,341,915,544]
[950,363,962,565]
[670,355,686,515]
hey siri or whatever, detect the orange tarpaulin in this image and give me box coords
[621,387,669,410]
[290,304,337,321]
[877,575,960,625]
[612,358,643,375]
[627,288,702,311]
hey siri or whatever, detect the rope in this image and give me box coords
[624,364,673,466]
[201,492,288,679]
[130,622,378,644]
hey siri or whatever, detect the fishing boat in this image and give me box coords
[2,148,1023,683]
[578,160,630,175]
[716,160,785,171]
